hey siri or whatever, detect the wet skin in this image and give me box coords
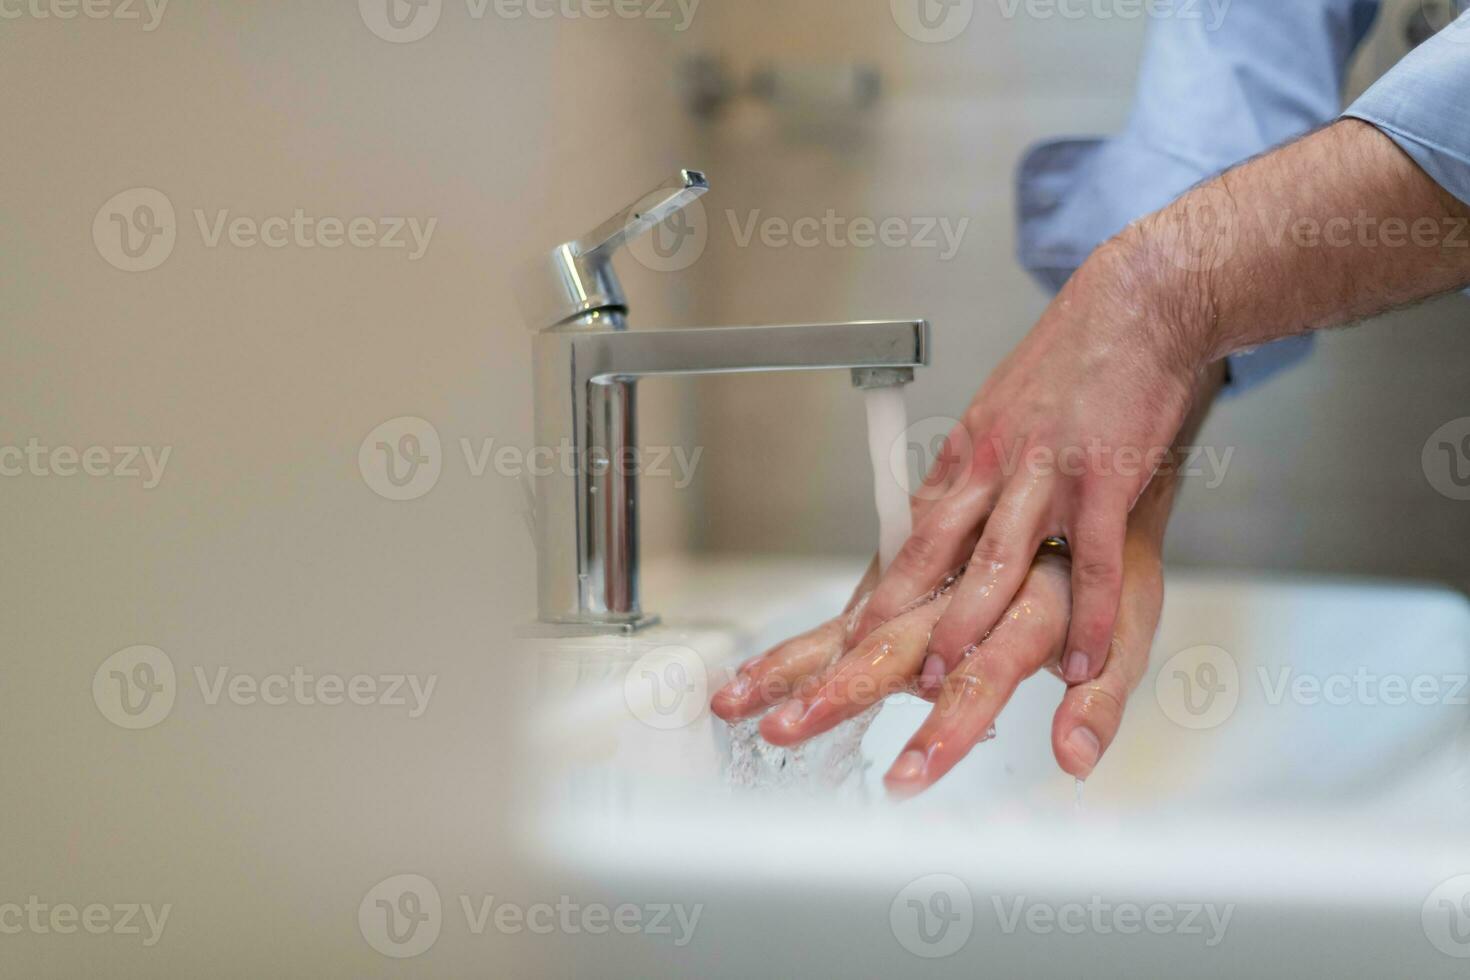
[710,363,1224,798]
[711,553,1081,798]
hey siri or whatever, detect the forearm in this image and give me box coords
[1124,119,1470,366]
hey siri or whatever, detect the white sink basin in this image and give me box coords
[519,557,1470,977]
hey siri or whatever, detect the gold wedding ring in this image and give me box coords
[1038,536,1072,560]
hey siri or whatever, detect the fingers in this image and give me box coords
[709,617,845,722]
[849,483,992,643]
[1051,552,1163,780]
[759,592,952,747]
[884,555,1071,798]
[1060,498,1128,684]
[925,475,1053,672]
[710,559,881,722]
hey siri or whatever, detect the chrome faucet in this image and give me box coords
[523,170,929,633]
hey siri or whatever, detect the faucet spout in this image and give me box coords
[580,320,929,381]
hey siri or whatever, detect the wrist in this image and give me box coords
[1103,191,1234,371]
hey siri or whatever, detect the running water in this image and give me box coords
[724,385,913,796]
[865,386,912,572]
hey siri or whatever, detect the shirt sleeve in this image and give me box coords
[1343,9,1470,208]
[1016,0,1382,395]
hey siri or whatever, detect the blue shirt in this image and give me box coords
[1018,0,1470,394]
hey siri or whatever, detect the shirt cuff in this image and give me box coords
[1342,13,1470,209]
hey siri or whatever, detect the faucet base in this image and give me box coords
[516,614,663,639]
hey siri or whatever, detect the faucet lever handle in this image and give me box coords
[521,169,709,331]
[574,169,709,261]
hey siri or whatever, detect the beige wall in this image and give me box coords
[1,7,700,977]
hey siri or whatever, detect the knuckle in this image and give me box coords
[1075,559,1123,588]
[860,587,895,620]
[896,531,942,571]
[986,651,1028,689]
[970,536,1011,568]
[1076,676,1128,722]
[954,648,1019,694]
[929,617,972,660]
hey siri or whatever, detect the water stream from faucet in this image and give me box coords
[725,386,913,797]
[864,386,912,573]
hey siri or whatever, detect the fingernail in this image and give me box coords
[1066,727,1101,778]
[1063,650,1090,684]
[921,654,946,687]
[886,749,927,786]
[773,699,806,729]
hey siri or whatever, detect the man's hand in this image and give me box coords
[851,238,1203,692]
[711,364,1222,796]
[855,119,1470,698]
